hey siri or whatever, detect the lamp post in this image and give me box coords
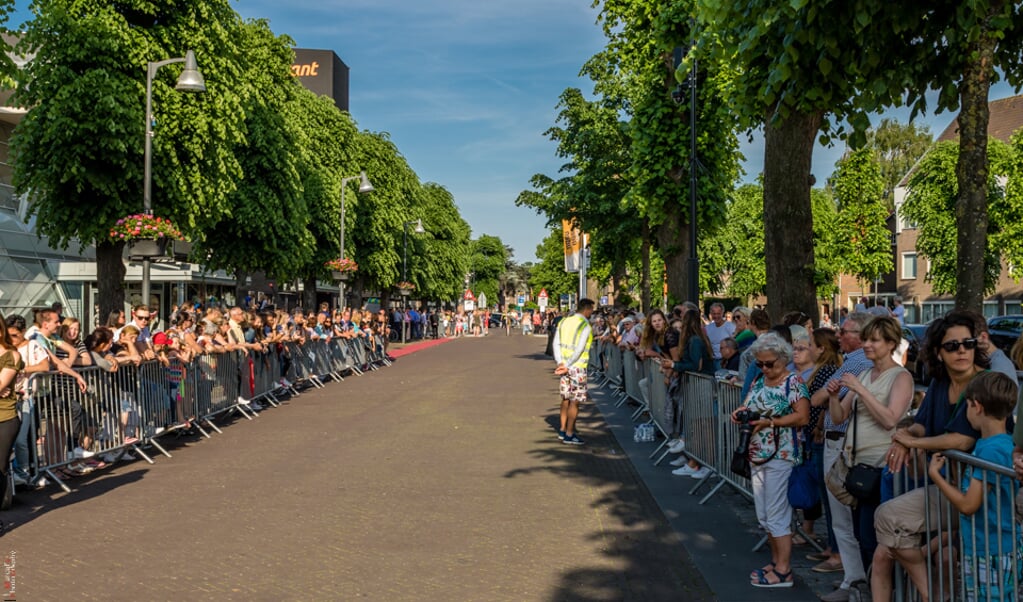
[338,171,373,312]
[141,50,205,309]
[401,218,425,343]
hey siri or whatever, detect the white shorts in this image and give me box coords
[752,458,794,537]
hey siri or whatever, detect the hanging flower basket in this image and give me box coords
[325,258,358,281]
[396,281,415,296]
[109,213,185,242]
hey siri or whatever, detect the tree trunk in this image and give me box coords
[302,275,318,313]
[655,214,690,306]
[235,271,248,309]
[763,108,822,325]
[96,241,126,322]
[640,219,652,313]
[954,37,995,311]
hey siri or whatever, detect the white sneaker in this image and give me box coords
[669,456,689,467]
[689,466,711,479]
[237,396,251,406]
[667,438,686,453]
[72,446,95,459]
[281,378,293,388]
[100,452,118,464]
[672,465,697,476]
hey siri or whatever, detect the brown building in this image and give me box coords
[892,94,1023,323]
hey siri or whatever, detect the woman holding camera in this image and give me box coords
[826,316,913,576]
[732,332,810,588]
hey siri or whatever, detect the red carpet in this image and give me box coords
[388,337,454,358]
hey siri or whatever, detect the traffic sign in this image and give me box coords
[517,295,525,306]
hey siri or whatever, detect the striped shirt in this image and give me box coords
[823,348,874,433]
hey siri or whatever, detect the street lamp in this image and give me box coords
[338,171,374,311]
[401,218,425,342]
[141,50,205,309]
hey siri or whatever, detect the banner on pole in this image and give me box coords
[562,220,583,273]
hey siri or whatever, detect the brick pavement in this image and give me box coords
[0,334,715,601]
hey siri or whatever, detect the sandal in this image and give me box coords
[751,568,794,588]
[749,563,774,580]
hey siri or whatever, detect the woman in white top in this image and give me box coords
[825,316,913,591]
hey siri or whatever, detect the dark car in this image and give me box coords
[987,315,1023,353]
[902,324,931,384]
[488,313,503,329]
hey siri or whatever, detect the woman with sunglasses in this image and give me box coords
[870,310,993,600]
[732,331,810,589]
[823,316,913,595]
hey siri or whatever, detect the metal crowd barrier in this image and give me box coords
[882,449,1023,602]
[15,336,393,494]
[589,355,1023,601]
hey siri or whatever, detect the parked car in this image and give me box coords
[987,315,1023,354]
[902,324,931,385]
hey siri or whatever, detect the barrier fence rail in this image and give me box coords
[592,342,1023,601]
[12,336,390,495]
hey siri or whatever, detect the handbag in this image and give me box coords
[842,400,883,504]
[826,455,857,507]
[787,432,819,510]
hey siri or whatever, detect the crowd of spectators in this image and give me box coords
[0,299,413,498]
[592,300,1023,599]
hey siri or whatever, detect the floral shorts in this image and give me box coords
[559,366,588,403]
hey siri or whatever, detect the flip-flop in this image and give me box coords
[752,568,794,588]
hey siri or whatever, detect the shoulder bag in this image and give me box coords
[842,400,884,505]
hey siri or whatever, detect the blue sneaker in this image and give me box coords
[557,430,566,440]
[563,434,585,445]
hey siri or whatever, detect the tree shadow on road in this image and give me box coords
[504,405,717,602]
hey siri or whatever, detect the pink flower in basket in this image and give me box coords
[325,258,358,273]
[109,213,184,242]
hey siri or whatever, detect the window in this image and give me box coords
[901,253,918,280]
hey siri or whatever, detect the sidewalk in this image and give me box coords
[588,381,824,601]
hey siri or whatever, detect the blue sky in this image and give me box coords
[8,2,1020,262]
[232,0,610,263]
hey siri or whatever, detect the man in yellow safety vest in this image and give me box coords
[554,298,595,445]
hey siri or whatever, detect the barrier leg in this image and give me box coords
[43,467,72,494]
[146,438,171,460]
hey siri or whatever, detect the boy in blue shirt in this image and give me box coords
[929,371,1020,602]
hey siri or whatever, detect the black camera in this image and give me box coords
[734,409,762,460]
[735,409,761,424]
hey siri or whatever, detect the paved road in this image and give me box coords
[0,334,714,601]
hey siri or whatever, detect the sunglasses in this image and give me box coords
[940,338,978,353]
[755,360,776,369]
[136,316,151,321]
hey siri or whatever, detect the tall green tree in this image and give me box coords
[914,1,1023,309]
[515,86,640,305]
[698,0,926,322]
[468,235,508,307]
[900,139,1021,295]
[12,0,247,317]
[412,182,471,302]
[864,119,933,207]
[200,20,313,291]
[595,0,739,303]
[830,148,893,285]
[346,130,419,308]
[285,87,361,310]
